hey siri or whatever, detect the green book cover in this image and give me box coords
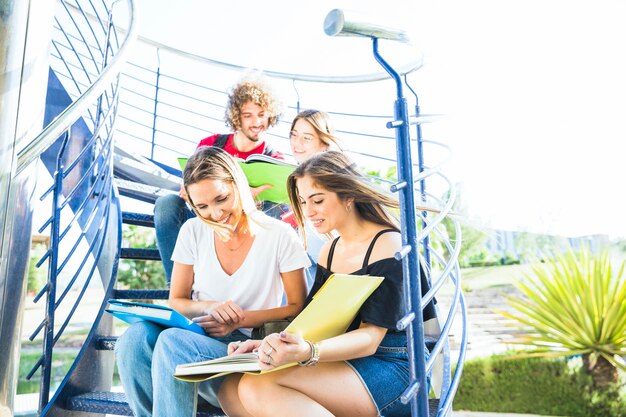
[178,154,295,204]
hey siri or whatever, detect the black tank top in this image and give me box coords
[326,228,397,271]
[305,228,437,331]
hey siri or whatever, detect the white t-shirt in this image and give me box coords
[171,216,310,335]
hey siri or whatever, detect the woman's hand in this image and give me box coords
[193,315,237,337]
[257,331,311,370]
[228,339,261,355]
[204,300,245,325]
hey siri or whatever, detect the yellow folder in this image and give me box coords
[174,274,384,381]
[285,274,384,342]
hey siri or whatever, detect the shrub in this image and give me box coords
[117,225,166,289]
[498,246,626,388]
[28,243,48,294]
[454,354,626,417]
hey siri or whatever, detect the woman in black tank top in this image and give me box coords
[219,151,434,417]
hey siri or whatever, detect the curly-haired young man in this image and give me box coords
[154,75,286,282]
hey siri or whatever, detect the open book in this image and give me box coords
[106,299,205,336]
[174,273,384,381]
[178,154,295,204]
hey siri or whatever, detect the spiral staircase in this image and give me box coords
[0,1,467,416]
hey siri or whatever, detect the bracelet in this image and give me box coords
[298,340,320,367]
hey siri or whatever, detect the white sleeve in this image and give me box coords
[171,220,196,265]
[277,224,311,273]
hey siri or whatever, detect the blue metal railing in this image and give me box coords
[17,0,137,413]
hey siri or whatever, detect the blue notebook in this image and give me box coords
[106,299,205,336]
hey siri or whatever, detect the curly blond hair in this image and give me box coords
[225,74,282,131]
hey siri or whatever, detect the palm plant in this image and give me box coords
[498,246,626,388]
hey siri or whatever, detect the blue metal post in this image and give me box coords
[372,38,429,417]
[407,81,432,269]
[39,131,70,412]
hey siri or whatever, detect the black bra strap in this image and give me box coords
[362,229,399,268]
[326,236,341,271]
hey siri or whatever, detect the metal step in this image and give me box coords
[111,289,169,300]
[116,178,176,204]
[94,336,117,351]
[121,211,155,228]
[66,392,226,416]
[120,247,161,260]
[66,392,439,417]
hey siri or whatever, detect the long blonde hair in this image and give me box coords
[287,151,400,244]
[183,146,272,240]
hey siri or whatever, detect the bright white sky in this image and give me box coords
[134,0,626,238]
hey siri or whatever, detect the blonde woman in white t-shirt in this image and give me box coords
[115,146,310,417]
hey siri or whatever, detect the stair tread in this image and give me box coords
[68,391,227,416]
[116,178,176,204]
[112,289,170,299]
[68,391,439,417]
[120,247,161,260]
[121,211,155,227]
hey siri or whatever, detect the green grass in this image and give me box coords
[436,264,531,296]
[459,264,532,290]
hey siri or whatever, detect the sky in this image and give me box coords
[133,0,626,238]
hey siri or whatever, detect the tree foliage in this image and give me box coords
[117,225,166,289]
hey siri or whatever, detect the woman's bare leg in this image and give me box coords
[218,374,254,417]
[237,362,378,417]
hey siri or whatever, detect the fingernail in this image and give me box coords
[280,331,286,338]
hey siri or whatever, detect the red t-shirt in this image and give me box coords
[196,133,283,160]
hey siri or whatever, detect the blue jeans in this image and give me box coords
[115,321,249,417]
[154,195,287,283]
[153,194,194,283]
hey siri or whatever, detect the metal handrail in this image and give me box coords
[15,0,137,177]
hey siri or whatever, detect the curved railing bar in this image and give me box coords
[59,1,102,74]
[415,177,456,246]
[66,0,423,85]
[70,0,105,56]
[438,294,468,415]
[87,0,108,37]
[49,40,95,126]
[53,17,95,98]
[52,22,102,59]
[59,95,117,184]
[411,140,453,184]
[39,202,123,417]
[58,146,113,249]
[27,196,112,378]
[15,0,137,176]
[28,137,114,338]
[424,229,462,369]
[137,36,423,84]
[56,173,113,299]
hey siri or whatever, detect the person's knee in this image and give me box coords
[154,194,185,219]
[237,374,267,411]
[217,376,240,412]
[115,322,160,367]
[152,328,191,372]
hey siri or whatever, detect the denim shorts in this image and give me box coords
[347,333,428,417]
